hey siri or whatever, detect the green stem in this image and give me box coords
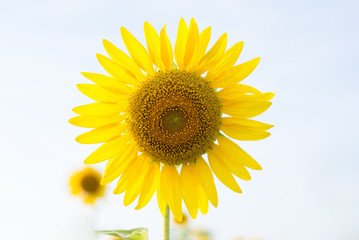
[163,205,170,240]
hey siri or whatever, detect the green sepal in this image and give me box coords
[218,132,225,137]
[97,227,148,240]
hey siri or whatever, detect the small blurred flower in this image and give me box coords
[192,228,211,240]
[69,167,105,204]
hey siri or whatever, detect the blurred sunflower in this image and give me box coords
[69,167,105,204]
[70,18,273,221]
[192,228,211,240]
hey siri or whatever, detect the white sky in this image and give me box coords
[0,0,358,240]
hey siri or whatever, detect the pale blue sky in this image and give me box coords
[0,0,358,240]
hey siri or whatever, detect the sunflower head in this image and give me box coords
[69,167,105,204]
[70,18,274,221]
[127,70,221,165]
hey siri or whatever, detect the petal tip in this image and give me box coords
[74,135,83,144]
[76,83,83,90]
[267,92,275,100]
[72,106,80,114]
[100,177,107,185]
[83,159,91,165]
[80,72,87,77]
[244,175,251,181]
[120,26,130,35]
[68,117,76,126]
[134,204,143,210]
[95,53,103,60]
[234,184,242,193]
[190,17,197,24]
[144,22,151,30]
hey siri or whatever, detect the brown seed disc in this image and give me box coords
[126,70,221,165]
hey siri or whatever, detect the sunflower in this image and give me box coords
[69,167,105,204]
[69,18,274,221]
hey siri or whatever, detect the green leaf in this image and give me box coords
[97,227,148,240]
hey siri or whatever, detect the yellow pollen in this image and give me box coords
[127,70,221,165]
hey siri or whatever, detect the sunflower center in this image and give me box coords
[160,107,188,134]
[81,175,99,193]
[127,70,221,165]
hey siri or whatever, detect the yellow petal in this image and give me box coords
[220,93,275,104]
[115,155,148,205]
[72,103,126,117]
[96,54,139,85]
[157,167,170,217]
[84,194,96,204]
[68,115,124,128]
[217,84,262,100]
[124,184,142,206]
[112,159,136,194]
[136,159,160,210]
[75,123,126,144]
[103,39,145,82]
[180,164,199,219]
[221,101,272,118]
[175,18,189,69]
[217,136,262,170]
[122,155,148,205]
[121,27,154,74]
[187,26,211,71]
[77,84,128,103]
[81,72,135,95]
[70,184,81,195]
[197,33,227,74]
[193,157,218,207]
[69,174,81,194]
[261,92,275,101]
[144,22,165,70]
[221,124,271,141]
[183,18,199,68]
[101,142,137,184]
[84,134,129,164]
[222,118,274,130]
[211,57,260,88]
[206,41,244,81]
[160,26,174,71]
[197,185,209,215]
[168,166,183,222]
[113,172,128,195]
[207,150,242,193]
[160,165,183,221]
[211,144,251,180]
